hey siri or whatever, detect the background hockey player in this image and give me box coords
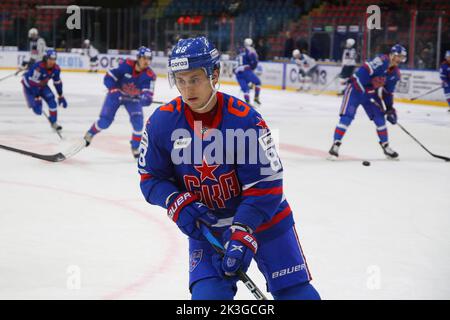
[292,49,318,92]
[138,36,320,300]
[82,39,100,73]
[21,49,67,133]
[329,44,407,159]
[234,38,261,106]
[21,28,47,72]
[439,50,450,112]
[83,46,156,159]
[338,38,357,96]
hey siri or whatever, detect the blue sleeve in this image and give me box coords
[440,64,449,85]
[24,64,41,95]
[140,74,156,107]
[138,111,180,209]
[53,68,63,96]
[104,63,124,90]
[352,64,371,92]
[382,68,400,108]
[232,112,284,231]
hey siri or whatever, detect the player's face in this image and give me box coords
[175,68,217,110]
[390,54,405,66]
[46,58,56,68]
[138,56,151,69]
[446,56,450,63]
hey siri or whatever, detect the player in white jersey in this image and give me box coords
[338,38,357,96]
[292,49,318,91]
[21,28,46,70]
[82,39,100,73]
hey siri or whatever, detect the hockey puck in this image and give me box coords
[362,161,371,166]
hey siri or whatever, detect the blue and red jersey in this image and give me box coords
[22,61,63,96]
[351,54,401,107]
[439,61,450,87]
[235,47,259,72]
[104,58,156,99]
[138,92,294,241]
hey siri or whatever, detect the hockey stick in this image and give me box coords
[396,123,450,162]
[199,223,268,300]
[313,74,339,96]
[370,97,450,162]
[410,86,441,101]
[0,139,86,162]
[42,110,63,140]
[0,72,17,82]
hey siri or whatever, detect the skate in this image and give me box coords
[83,132,93,147]
[328,140,341,159]
[131,147,140,159]
[51,122,62,132]
[380,142,399,159]
[254,96,261,107]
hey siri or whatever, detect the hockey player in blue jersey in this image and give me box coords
[439,50,450,112]
[235,38,262,106]
[22,49,68,132]
[138,37,320,300]
[329,44,407,159]
[83,46,156,158]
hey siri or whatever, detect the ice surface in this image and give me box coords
[0,70,449,299]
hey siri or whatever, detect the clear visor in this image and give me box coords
[392,53,407,63]
[168,67,210,89]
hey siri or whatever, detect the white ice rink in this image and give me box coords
[0,70,449,299]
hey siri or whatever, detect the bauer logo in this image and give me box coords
[272,264,306,279]
[173,137,192,149]
[171,58,189,71]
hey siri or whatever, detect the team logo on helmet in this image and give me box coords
[170,57,189,71]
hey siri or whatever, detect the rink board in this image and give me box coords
[0,50,446,106]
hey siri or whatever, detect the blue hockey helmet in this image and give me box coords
[445,50,450,58]
[168,37,220,83]
[137,46,152,59]
[43,49,57,61]
[390,44,407,62]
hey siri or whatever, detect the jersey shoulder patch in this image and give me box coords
[158,96,183,114]
[125,58,135,67]
[146,68,156,79]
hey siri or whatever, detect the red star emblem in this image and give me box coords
[256,117,269,129]
[194,158,220,182]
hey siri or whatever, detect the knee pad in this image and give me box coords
[272,282,321,300]
[97,116,113,130]
[373,116,386,127]
[191,277,236,300]
[130,114,144,132]
[46,99,57,111]
[339,114,354,126]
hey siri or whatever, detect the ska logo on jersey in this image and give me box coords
[121,83,141,96]
[189,249,203,272]
[183,160,240,209]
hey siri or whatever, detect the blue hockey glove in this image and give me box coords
[139,92,153,107]
[167,192,217,240]
[385,107,397,124]
[213,224,257,278]
[58,95,68,108]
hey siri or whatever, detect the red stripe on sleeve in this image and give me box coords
[140,173,153,182]
[242,186,283,197]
